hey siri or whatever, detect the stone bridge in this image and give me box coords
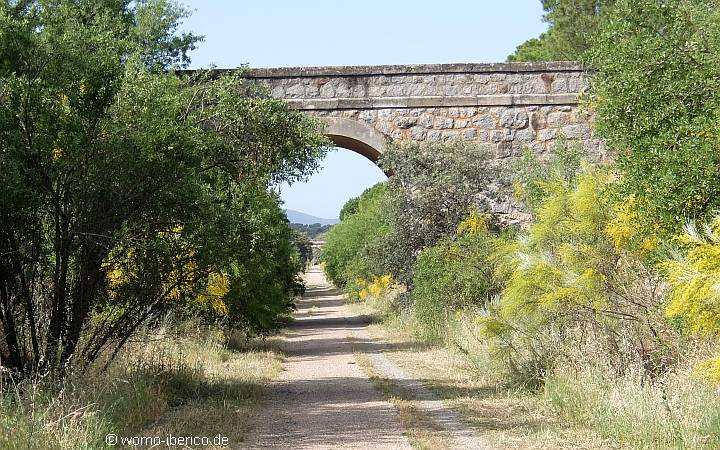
[244,62,606,166]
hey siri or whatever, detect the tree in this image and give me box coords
[291,230,314,269]
[507,32,555,62]
[412,211,505,340]
[0,0,327,376]
[378,142,501,286]
[588,0,720,236]
[339,196,360,221]
[507,0,613,62]
[481,167,672,387]
[321,183,389,292]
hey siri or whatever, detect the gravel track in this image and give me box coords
[243,266,490,449]
[242,267,411,449]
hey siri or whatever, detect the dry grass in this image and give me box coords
[348,301,613,449]
[0,324,284,449]
[352,292,720,449]
[135,327,284,448]
[544,341,720,449]
[353,351,452,450]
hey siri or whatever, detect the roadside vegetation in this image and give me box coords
[0,0,326,446]
[323,1,720,447]
[1,325,283,449]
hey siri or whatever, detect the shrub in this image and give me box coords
[379,141,502,287]
[545,347,720,449]
[320,183,389,294]
[480,168,673,388]
[412,211,507,341]
[589,0,720,235]
[663,217,720,336]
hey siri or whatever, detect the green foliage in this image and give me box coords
[507,0,613,61]
[507,32,555,62]
[291,230,314,269]
[412,212,507,341]
[589,0,720,235]
[339,196,360,221]
[511,138,584,212]
[289,222,332,239]
[320,183,389,295]
[215,191,306,335]
[379,141,502,286]
[0,0,328,376]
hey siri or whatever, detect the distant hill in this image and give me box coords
[285,209,338,226]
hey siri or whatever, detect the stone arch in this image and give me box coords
[320,117,388,164]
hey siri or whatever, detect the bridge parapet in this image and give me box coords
[246,62,587,109]
[243,62,604,165]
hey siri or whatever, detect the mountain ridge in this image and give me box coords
[284,209,338,226]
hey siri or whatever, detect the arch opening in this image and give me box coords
[279,146,387,223]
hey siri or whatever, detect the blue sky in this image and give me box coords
[179,1,548,219]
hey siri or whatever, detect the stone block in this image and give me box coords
[418,115,434,128]
[441,130,461,141]
[454,119,470,128]
[462,129,477,140]
[447,107,461,118]
[376,121,393,135]
[551,78,569,94]
[305,84,320,96]
[285,83,306,97]
[319,83,335,98]
[434,117,455,129]
[427,130,442,141]
[271,85,285,98]
[410,126,427,140]
[458,107,477,117]
[473,115,496,129]
[474,83,496,95]
[500,110,529,129]
[494,142,513,158]
[562,124,591,139]
[491,129,511,143]
[515,129,535,143]
[350,84,367,97]
[538,128,556,142]
[396,117,418,129]
[547,112,569,127]
[530,112,546,130]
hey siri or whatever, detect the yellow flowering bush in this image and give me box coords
[357,274,393,301]
[196,272,230,315]
[456,209,490,235]
[663,217,720,336]
[695,356,720,385]
[480,168,670,387]
[605,195,639,250]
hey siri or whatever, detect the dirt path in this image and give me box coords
[242,267,411,449]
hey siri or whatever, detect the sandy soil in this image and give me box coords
[241,267,411,449]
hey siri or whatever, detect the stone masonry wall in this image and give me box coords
[245,62,606,162]
[242,63,606,223]
[308,105,604,161]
